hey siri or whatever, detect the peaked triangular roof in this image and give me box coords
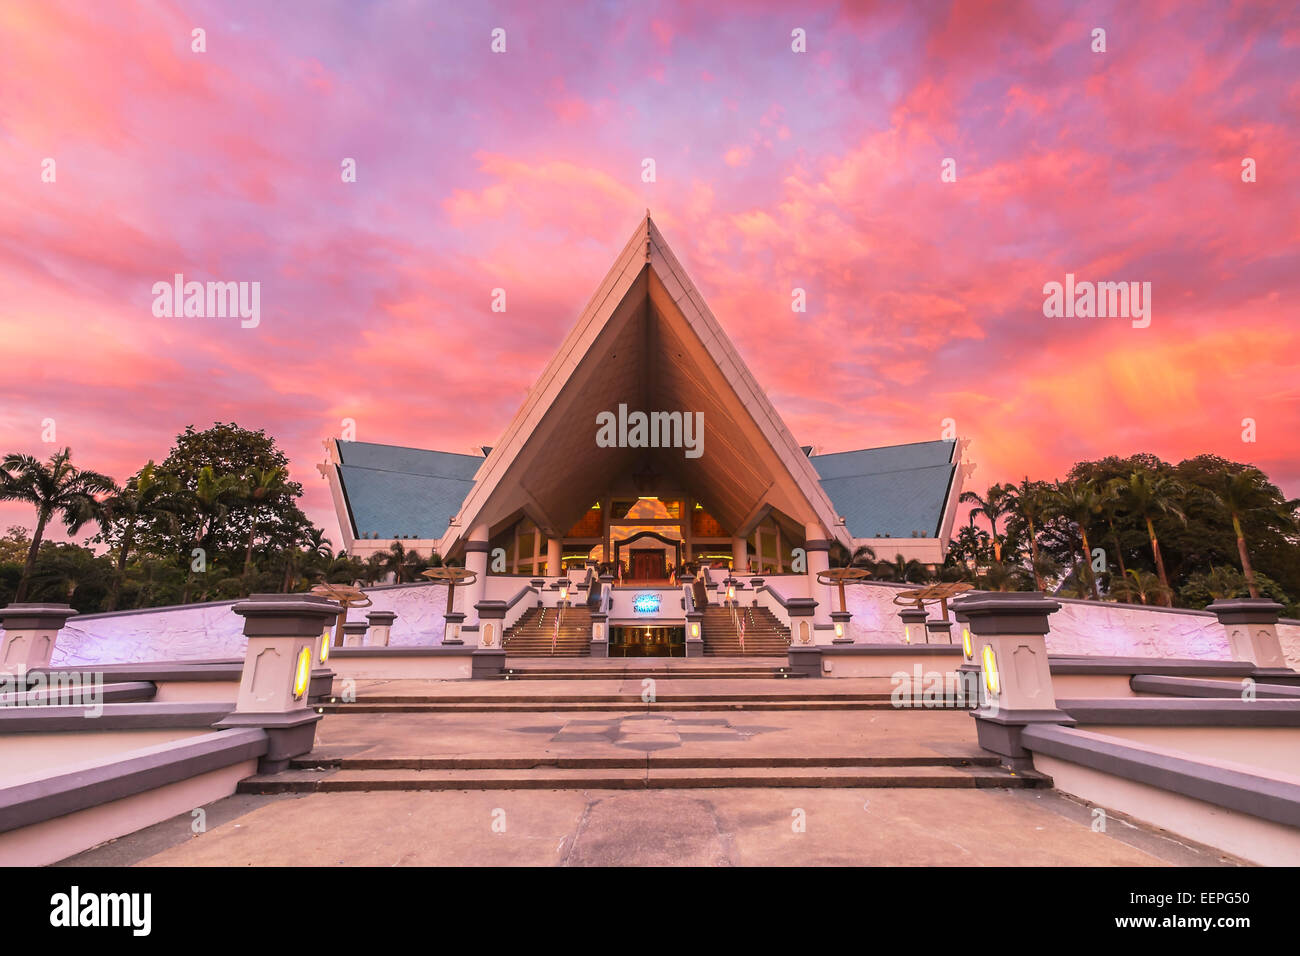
[438,215,850,555]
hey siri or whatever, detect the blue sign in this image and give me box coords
[632,593,661,614]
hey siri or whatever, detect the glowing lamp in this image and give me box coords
[961,627,972,661]
[690,622,700,638]
[727,586,735,601]
[903,626,911,644]
[559,585,569,602]
[293,646,312,700]
[982,644,1000,696]
[319,629,330,664]
[834,622,844,639]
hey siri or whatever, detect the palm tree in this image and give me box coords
[960,485,1013,561]
[1004,477,1052,590]
[1049,479,1104,600]
[181,466,243,603]
[241,465,287,579]
[873,553,926,583]
[1113,468,1185,606]
[281,526,331,592]
[1109,568,1172,606]
[829,542,876,569]
[98,462,176,610]
[0,448,116,601]
[1206,467,1298,599]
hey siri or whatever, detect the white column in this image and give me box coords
[731,536,748,573]
[462,523,490,641]
[804,522,833,635]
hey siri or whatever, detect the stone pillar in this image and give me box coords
[342,621,368,647]
[472,600,507,678]
[365,610,396,647]
[926,619,953,644]
[590,611,608,658]
[899,606,927,645]
[685,610,704,658]
[954,607,980,703]
[803,524,833,635]
[460,523,491,642]
[214,594,337,773]
[786,597,820,676]
[731,537,748,573]
[0,603,77,675]
[950,592,1073,768]
[442,611,466,646]
[530,578,547,606]
[749,577,764,606]
[547,538,563,577]
[1207,599,1296,682]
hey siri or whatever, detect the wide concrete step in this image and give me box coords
[498,671,803,680]
[317,699,964,713]
[240,763,1044,792]
[345,692,898,703]
[291,754,1004,770]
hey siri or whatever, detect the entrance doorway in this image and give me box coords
[629,548,666,581]
[610,625,685,657]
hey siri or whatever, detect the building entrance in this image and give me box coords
[610,625,685,657]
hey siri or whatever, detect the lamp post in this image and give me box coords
[421,567,479,645]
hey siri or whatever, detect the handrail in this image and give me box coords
[503,585,538,611]
[753,583,792,609]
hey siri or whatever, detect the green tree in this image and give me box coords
[1049,479,1104,600]
[959,485,1013,562]
[1115,469,1186,606]
[0,448,116,601]
[1004,477,1053,590]
[1204,466,1299,599]
[95,462,177,611]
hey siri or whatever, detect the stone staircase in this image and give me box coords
[701,605,789,656]
[503,606,593,657]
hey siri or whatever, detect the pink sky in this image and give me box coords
[2,0,1298,547]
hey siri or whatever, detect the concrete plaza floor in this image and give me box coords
[62,786,1239,867]
[57,686,1246,866]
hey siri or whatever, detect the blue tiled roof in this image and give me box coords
[810,440,956,539]
[336,441,482,540]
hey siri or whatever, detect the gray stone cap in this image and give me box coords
[232,594,340,638]
[443,611,467,623]
[899,607,928,622]
[1206,598,1285,625]
[341,621,369,634]
[925,619,953,629]
[949,591,1059,635]
[0,700,234,733]
[0,603,79,628]
[365,610,398,625]
[785,597,817,616]
[830,610,852,621]
[1021,722,1300,829]
[0,727,267,835]
[474,600,508,618]
[1058,697,1300,726]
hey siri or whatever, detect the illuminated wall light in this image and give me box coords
[961,627,972,660]
[293,646,312,700]
[319,629,330,664]
[982,644,1000,696]
[903,625,911,644]
[834,622,844,639]
[690,622,700,638]
[559,586,569,602]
